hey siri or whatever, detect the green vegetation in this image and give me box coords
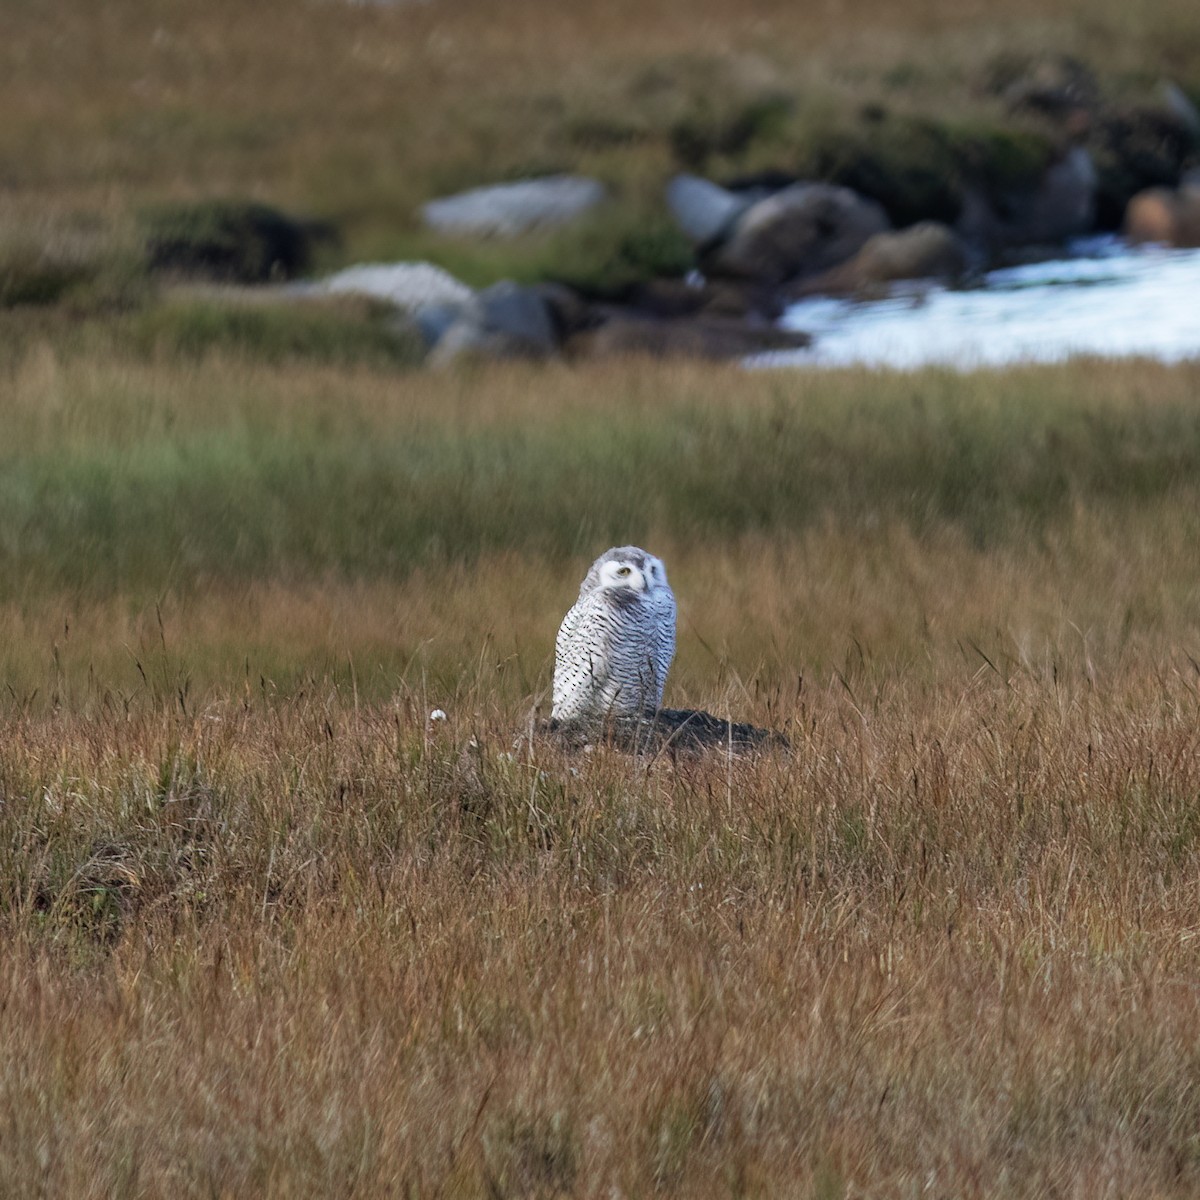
[4,352,1200,601]
[125,295,424,366]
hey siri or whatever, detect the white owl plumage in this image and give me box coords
[552,546,677,723]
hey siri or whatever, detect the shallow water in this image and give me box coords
[759,237,1200,371]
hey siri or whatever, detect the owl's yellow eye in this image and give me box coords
[616,566,632,577]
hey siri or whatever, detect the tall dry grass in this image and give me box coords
[3,657,1200,1195]
[3,349,1200,1192]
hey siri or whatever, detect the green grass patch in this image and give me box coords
[124,296,424,368]
[4,360,1200,599]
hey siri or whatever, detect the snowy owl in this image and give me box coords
[552,546,677,723]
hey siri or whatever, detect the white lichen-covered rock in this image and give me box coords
[307,261,474,311]
[422,176,607,238]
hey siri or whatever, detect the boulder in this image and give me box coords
[476,281,559,350]
[707,182,891,285]
[568,312,810,361]
[958,146,1097,249]
[427,280,560,365]
[788,221,969,297]
[1124,183,1200,247]
[421,175,607,238]
[665,174,755,245]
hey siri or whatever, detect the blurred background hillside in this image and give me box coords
[3,0,1198,292]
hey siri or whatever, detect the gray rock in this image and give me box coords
[427,280,560,365]
[476,281,558,352]
[666,174,755,245]
[789,221,969,297]
[421,175,607,238]
[709,183,891,285]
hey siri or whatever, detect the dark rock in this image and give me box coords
[545,709,789,754]
[567,312,810,361]
[788,221,969,297]
[708,182,891,285]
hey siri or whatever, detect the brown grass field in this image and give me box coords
[3,347,1200,1196]
[5,0,1200,1195]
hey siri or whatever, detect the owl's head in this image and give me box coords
[583,546,670,599]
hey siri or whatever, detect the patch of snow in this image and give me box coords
[758,237,1200,371]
